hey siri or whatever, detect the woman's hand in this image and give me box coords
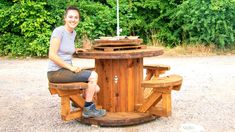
[69,66,81,73]
[75,48,87,53]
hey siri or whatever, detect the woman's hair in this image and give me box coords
[64,6,80,18]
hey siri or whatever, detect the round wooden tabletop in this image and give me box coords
[74,47,164,59]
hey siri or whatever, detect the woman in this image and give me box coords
[47,6,106,118]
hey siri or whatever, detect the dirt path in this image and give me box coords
[0,56,234,132]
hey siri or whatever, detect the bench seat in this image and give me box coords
[49,82,88,121]
[138,74,183,117]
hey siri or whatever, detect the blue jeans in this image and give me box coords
[47,68,92,83]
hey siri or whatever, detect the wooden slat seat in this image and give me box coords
[144,64,170,80]
[138,74,183,117]
[143,64,171,99]
[49,82,88,90]
[49,82,88,121]
[144,64,170,71]
[142,75,182,90]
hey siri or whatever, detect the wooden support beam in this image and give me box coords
[64,110,82,121]
[145,69,154,80]
[138,92,162,112]
[162,93,172,116]
[56,89,82,97]
[149,107,165,117]
[147,93,171,117]
[61,96,70,120]
[70,94,85,108]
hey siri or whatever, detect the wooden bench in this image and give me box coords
[138,74,182,117]
[49,82,88,121]
[143,64,171,98]
[144,64,171,80]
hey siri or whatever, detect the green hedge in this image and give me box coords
[163,0,235,48]
[0,0,234,56]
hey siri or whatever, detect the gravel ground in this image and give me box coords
[0,55,235,132]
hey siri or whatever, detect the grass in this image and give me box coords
[151,41,235,56]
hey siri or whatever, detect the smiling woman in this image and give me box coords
[47,6,106,119]
[64,6,80,32]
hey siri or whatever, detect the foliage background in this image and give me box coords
[0,0,234,57]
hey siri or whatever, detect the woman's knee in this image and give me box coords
[87,83,100,93]
[95,85,100,92]
[89,71,98,82]
[88,71,100,93]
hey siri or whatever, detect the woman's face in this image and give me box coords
[64,10,80,32]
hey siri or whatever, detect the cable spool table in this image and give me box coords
[74,38,164,126]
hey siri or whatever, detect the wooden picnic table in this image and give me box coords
[74,41,164,126]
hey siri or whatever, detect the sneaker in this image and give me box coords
[82,104,106,118]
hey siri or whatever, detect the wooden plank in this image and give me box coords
[94,39,143,46]
[112,59,120,112]
[61,97,70,120]
[143,69,154,99]
[162,93,172,116]
[118,59,127,112]
[144,88,154,100]
[144,69,154,81]
[149,93,172,117]
[95,60,104,108]
[143,64,170,71]
[141,75,183,88]
[149,106,165,117]
[49,82,88,90]
[70,95,85,108]
[154,87,172,94]
[56,89,82,97]
[93,45,146,51]
[103,47,116,52]
[134,58,144,105]
[139,58,144,103]
[64,110,82,121]
[108,60,114,112]
[96,60,102,108]
[127,59,135,112]
[138,92,162,112]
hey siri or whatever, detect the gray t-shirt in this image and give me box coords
[48,26,76,71]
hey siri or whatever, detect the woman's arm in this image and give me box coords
[49,38,81,73]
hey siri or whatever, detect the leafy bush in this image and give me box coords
[155,0,235,48]
[76,1,116,39]
[0,0,234,57]
[0,0,56,56]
